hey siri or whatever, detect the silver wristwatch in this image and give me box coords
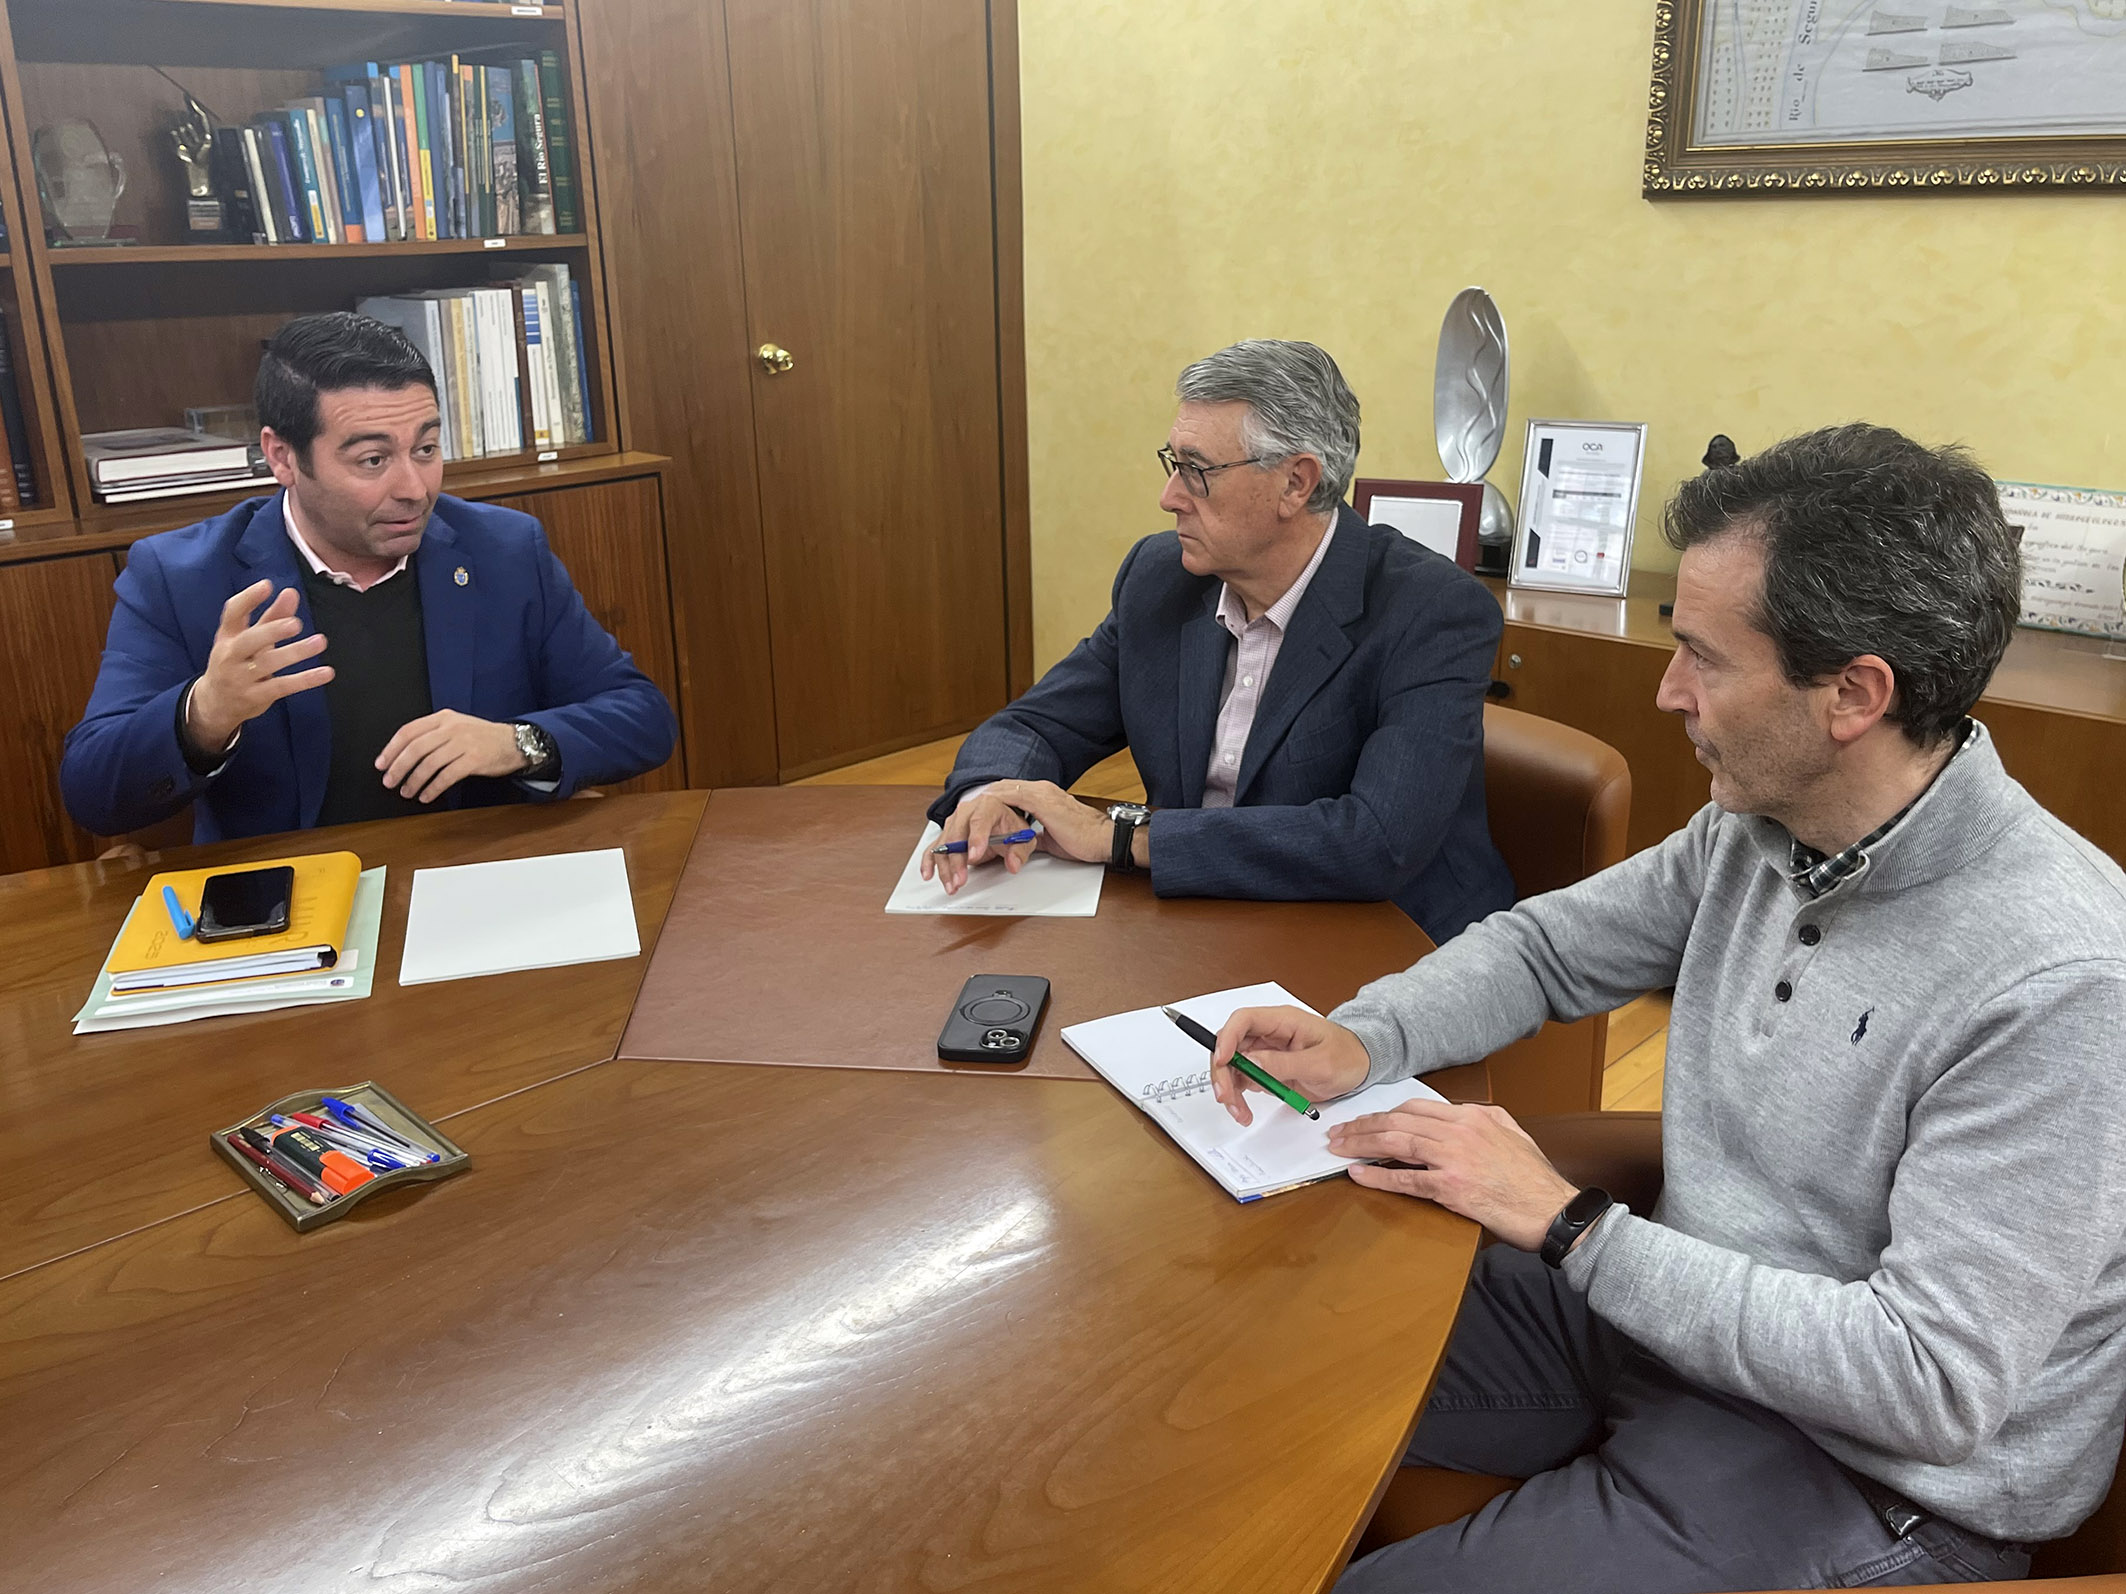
[1107,801,1150,873]
[512,720,559,780]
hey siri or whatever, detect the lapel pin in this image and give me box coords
[453,566,470,587]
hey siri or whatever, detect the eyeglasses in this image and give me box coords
[1157,443,1274,499]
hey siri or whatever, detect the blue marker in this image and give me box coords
[161,885,196,940]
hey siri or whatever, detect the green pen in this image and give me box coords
[1161,1006,1320,1120]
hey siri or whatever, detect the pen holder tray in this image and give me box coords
[212,1080,469,1232]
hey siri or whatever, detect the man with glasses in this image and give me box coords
[922,339,1514,943]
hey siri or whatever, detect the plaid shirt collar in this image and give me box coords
[1787,719,1974,900]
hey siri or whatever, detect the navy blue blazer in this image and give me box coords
[931,508,1515,942]
[62,492,677,842]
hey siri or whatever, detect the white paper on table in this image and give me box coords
[1061,981,1446,1201]
[883,821,1104,917]
[399,847,640,986]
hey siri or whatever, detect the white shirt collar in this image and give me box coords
[282,491,409,592]
[1215,509,1339,636]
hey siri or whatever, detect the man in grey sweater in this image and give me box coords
[1209,424,2126,1589]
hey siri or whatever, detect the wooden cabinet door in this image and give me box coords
[1495,623,1710,858]
[491,476,686,796]
[0,553,121,872]
[724,0,1010,778]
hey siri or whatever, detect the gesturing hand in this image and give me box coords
[1326,1099,1582,1252]
[1207,1006,1372,1125]
[377,710,527,803]
[186,580,334,755]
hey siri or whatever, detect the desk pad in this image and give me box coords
[617,785,1435,1081]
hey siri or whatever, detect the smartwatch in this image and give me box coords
[1540,1187,1614,1269]
[1107,801,1150,872]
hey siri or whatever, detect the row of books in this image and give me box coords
[360,263,594,461]
[221,52,578,246]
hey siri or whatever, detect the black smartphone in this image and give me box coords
[938,974,1050,1063]
[196,865,296,943]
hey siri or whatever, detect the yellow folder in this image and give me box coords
[106,850,363,981]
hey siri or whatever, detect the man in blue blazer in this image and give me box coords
[62,313,676,844]
[925,340,1513,944]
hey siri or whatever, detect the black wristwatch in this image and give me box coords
[1540,1187,1614,1269]
[1107,801,1150,872]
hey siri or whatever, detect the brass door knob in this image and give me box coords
[756,343,794,375]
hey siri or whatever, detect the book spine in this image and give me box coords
[421,300,457,459]
[341,87,386,243]
[449,298,478,455]
[280,111,330,243]
[569,279,593,441]
[412,63,438,239]
[323,95,366,242]
[538,265,587,445]
[261,118,307,242]
[472,66,493,238]
[240,127,279,243]
[360,66,401,241]
[0,308,34,505]
[514,59,555,234]
[487,67,519,235]
[397,66,433,241]
[427,62,457,239]
[485,290,522,453]
[538,50,578,234]
[302,104,344,243]
[209,129,261,243]
[519,284,553,451]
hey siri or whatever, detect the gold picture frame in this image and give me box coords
[1644,0,2126,198]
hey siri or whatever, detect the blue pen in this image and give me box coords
[931,822,1043,857]
[322,1096,438,1162]
[161,885,196,940]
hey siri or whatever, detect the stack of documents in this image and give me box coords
[1061,982,1448,1202]
[884,822,1104,917]
[78,859,384,1033]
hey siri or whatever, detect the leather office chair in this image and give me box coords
[1354,1114,2126,1593]
[1440,705,1632,1115]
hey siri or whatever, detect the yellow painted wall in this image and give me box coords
[1017,0,2126,670]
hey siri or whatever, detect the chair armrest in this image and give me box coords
[1522,1111,1662,1216]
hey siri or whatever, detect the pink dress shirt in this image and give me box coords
[1202,519,1336,808]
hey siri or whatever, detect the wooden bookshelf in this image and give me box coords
[47,232,589,265]
[0,0,616,530]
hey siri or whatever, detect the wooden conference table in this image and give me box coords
[0,786,1477,1594]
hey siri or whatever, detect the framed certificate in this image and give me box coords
[1645,0,2126,198]
[1352,478,1481,571]
[1998,480,2126,641]
[1508,421,1648,598]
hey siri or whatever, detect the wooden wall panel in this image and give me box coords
[574,0,780,789]
[1494,624,1709,858]
[0,552,119,871]
[492,475,685,796]
[1978,699,2126,866]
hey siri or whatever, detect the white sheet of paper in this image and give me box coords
[1369,495,1467,562]
[883,821,1104,917]
[399,848,640,986]
[1061,981,1447,1200]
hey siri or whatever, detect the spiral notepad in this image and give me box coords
[1059,982,1447,1202]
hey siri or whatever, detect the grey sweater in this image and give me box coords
[1337,723,2126,1541]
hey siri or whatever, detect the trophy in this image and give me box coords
[31,120,128,246]
[1433,288,1514,575]
[169,90,223,238]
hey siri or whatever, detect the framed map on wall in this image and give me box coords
[1645,0,2126,196]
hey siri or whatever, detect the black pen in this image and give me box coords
[1160,1006,1320,1119]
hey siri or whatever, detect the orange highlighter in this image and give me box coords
[264,1123,376,1196]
